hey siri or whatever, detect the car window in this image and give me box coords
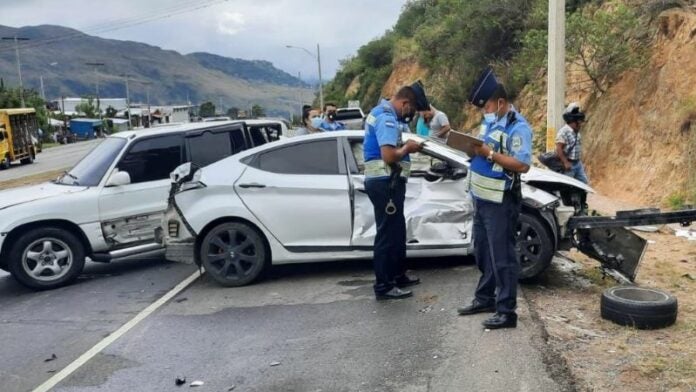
[254,139,338,175]
[336,109,364,121]
[60,137,127,186]
[187,131,233,168]
[248,125,282,147]
[118,134,183,184]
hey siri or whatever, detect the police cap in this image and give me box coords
[468,67,499,108]
[409,80,430,111]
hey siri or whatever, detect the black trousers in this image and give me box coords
[473,192,521,314]
[365,177,407,295]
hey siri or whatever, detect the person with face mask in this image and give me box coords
[457,68,533,329]
[319,103,346,131]
[295,106,323,136]
[362,81,429,300]
[556,102,588,184]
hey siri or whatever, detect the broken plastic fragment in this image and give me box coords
[175,377,186,386]
[270,361,281,367]
[190,380,204,387]
[44,354,57,362]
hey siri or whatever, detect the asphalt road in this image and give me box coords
[0,258,569,392]
[0,140,101,182]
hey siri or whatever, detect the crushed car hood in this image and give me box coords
[522,167,594,193]
[0,182,89,210]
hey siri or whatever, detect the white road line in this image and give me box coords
[32,270,202,392]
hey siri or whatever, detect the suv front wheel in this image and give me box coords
[8,227,86,290]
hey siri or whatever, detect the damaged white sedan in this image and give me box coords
[159,131,603,287]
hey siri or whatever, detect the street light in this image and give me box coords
[1,36,30,107]
[286,43,323,111]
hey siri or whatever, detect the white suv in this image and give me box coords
[0,120,284,290]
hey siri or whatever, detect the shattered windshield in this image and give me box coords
[55,137,127,186]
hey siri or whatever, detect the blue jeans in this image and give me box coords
[473,193,521,314]
[365,177,407,295]
[564,160,589,184]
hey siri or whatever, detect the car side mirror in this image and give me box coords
[106,170,131,187]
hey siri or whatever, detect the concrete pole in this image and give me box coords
[39,75,46,100]
[317,43,324,112]
[546,0,566,152]
[124,76,132,130]
[2,36,30,107]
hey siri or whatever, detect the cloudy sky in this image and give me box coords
[1,0,408,81]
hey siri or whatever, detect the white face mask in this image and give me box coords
[310,117,322,129]
[483,112,497,124]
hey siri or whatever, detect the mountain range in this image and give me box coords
[0,24,313,116]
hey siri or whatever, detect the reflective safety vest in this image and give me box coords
[364,99,411,179]
[469,112,520,203]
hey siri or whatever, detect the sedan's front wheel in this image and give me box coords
[200,222,268,287]
[516,213,554,281]
[8,228,86,290]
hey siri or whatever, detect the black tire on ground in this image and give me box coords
[516,212,555,281]
[0,155,9,170]
[20,153,34,165]
[7,227,86,290]
[601,286,678,329]
[199,222,269,287]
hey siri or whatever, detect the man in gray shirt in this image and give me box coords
[421,105,451,140]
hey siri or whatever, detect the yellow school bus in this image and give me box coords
[0,108,38,170]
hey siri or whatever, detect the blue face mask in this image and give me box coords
[310,117,323,129]
[483,112,497,124]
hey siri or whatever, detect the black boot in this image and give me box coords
[375,287,413,301]
[457,299,495,316]
[482,313,517,329]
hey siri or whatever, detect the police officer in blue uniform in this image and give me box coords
[363,81,430,300]
[319,103,346,131]
[457,68,533,329]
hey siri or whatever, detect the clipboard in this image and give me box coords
[446,130,483,156]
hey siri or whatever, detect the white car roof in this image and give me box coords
[108,119,288,141]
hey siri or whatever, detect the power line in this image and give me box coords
[0,0,228,54]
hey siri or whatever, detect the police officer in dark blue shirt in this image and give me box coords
[457,68,533,329]
[363,82,430,300]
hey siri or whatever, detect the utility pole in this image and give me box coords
[317,43,324,111]
[141,81,153,127]
[2,36,30,107]
[85,62,105,115]
[39,75,46,100]
[547,0,566,152]
[121,74,132,130]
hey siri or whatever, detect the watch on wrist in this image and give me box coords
[486,150,495,163]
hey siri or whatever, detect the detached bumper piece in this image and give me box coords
[568,208,696,282]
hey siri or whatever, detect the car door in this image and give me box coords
[98,134,184,246]
[235,138,352,248]
[346,138,473,248]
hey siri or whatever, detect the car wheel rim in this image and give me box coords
[22,238,73,282]
[516,220,542,270]
[204,228,258,281]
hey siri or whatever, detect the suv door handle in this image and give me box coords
[238,183,266,189]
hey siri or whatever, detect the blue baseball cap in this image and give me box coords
[468,67,499,108]
[409,80,430,111]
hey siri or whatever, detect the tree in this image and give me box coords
[567,4,644,94]
[74,96,99,118]
[105,105,118,118]
[251,104,265,118]
[199,101,216,117]
[227,107,240,119]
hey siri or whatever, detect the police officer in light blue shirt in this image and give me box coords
[457,68,533,329]
[319,103,346,131]
[363,81,429,300]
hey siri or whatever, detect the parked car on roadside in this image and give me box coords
[335,107,365,130]
[160,131,598,287]
[0,119,285,290]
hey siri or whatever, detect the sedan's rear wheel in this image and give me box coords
[8,228,86,290]
[516,213,554,281]
[200,222,268,287]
